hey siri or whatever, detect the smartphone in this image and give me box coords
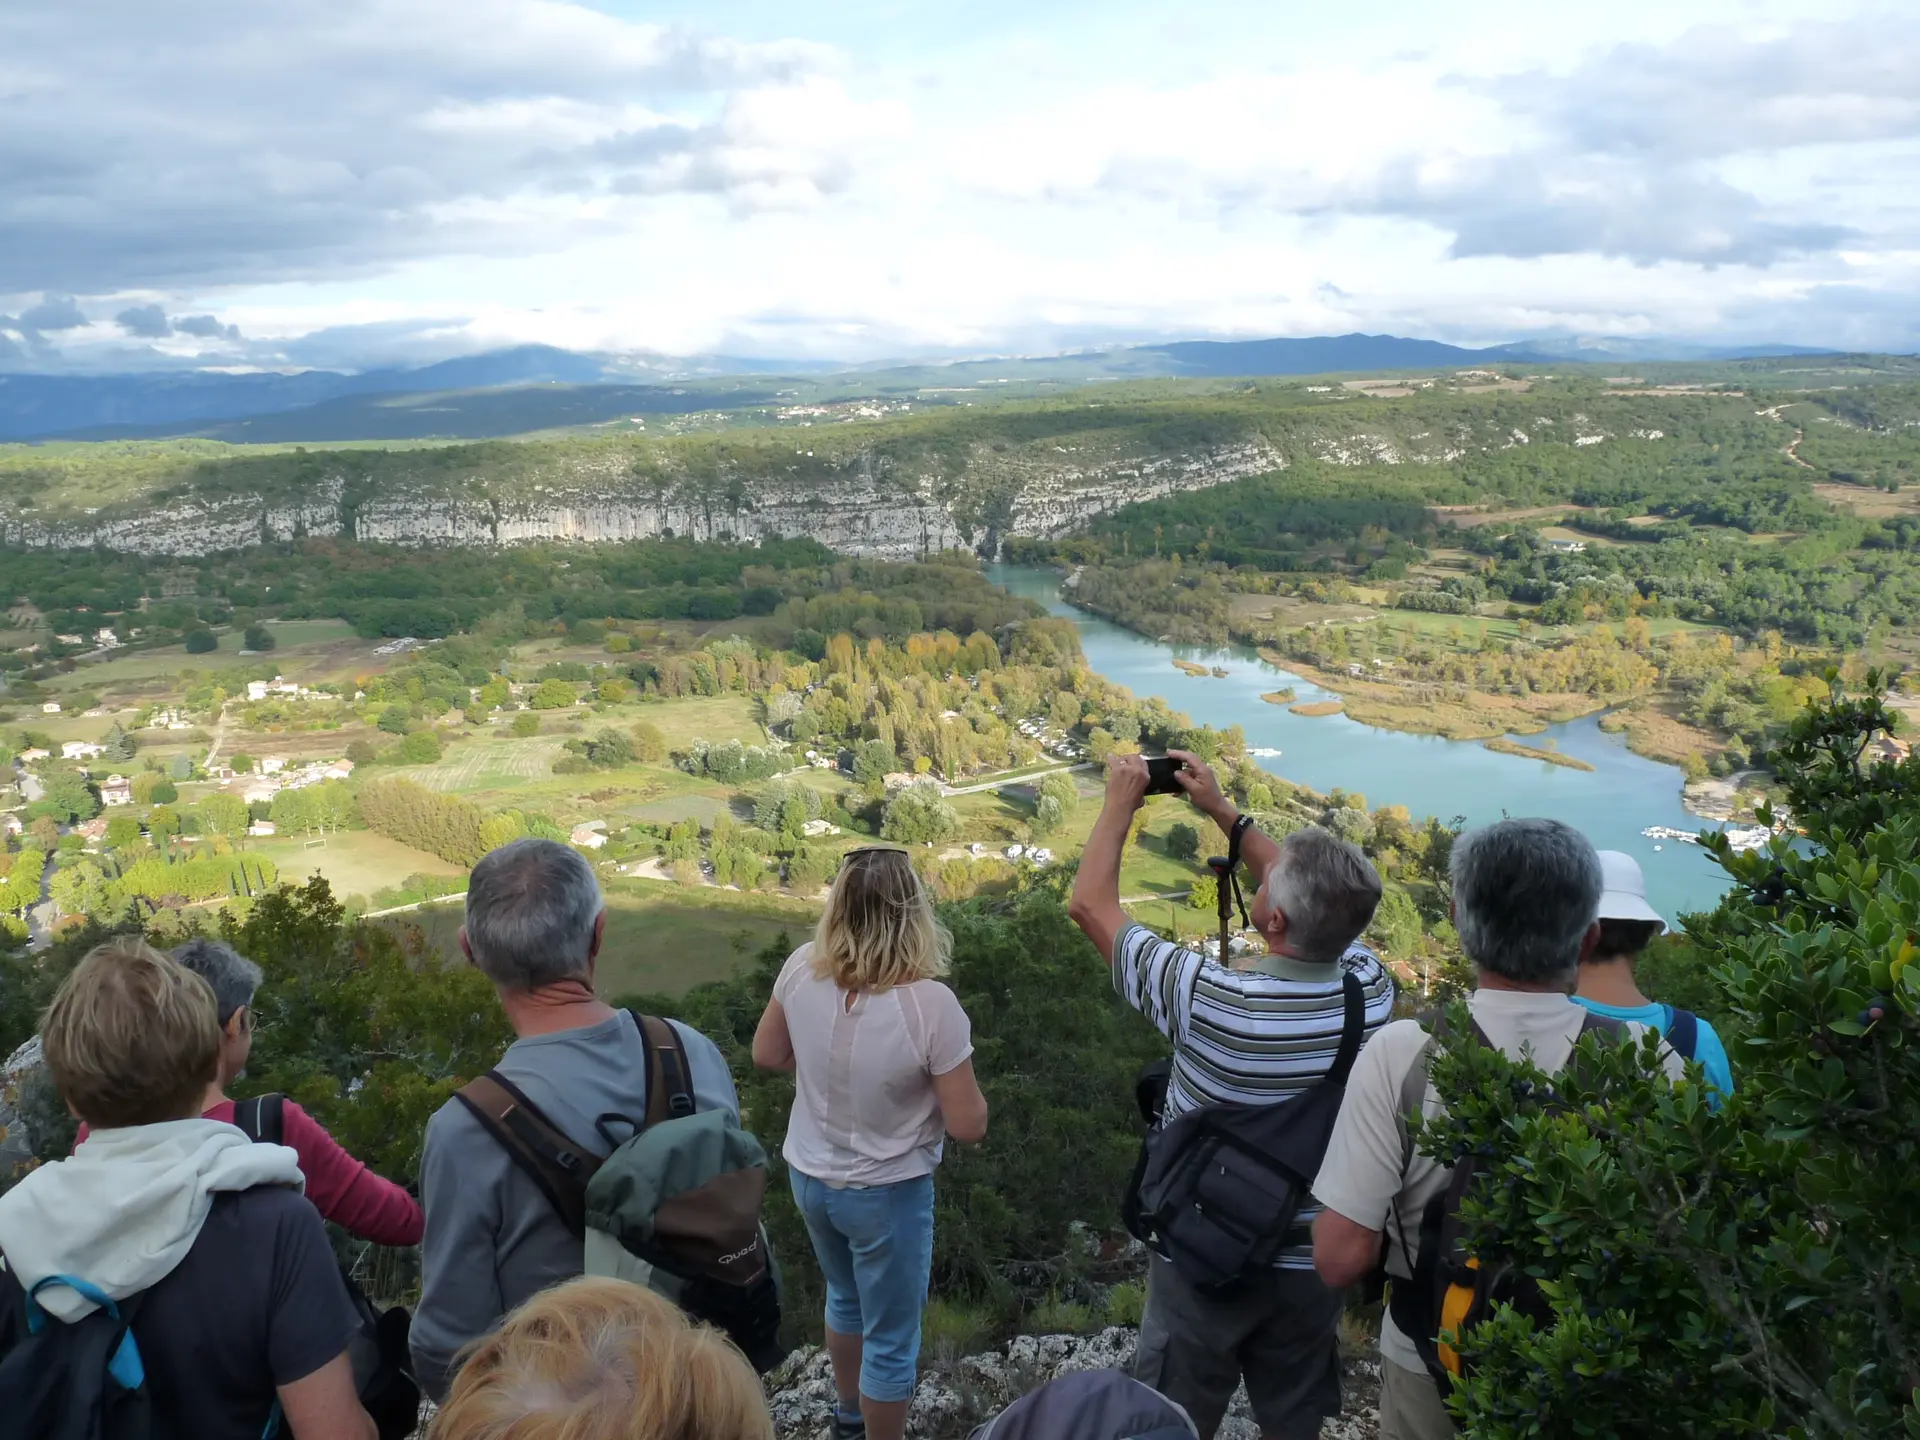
[1144,755,1185,795]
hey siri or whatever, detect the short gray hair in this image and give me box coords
[1451,818,1601,984]
[1266,825,1383,963]
[170,937,263,1025]
[465,838,604,991]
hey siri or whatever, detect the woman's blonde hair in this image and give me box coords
[811,846,950,992]
[430,1278,773,1440]
[42,937,221,1128]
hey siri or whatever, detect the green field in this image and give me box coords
[633,693,767,748]
[252,830,466,900]
[389,877,817,998]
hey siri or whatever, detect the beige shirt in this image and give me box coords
[775,944,974,1187]
[1311,988,1683,1371]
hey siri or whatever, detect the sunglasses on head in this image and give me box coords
[837,845,909,871]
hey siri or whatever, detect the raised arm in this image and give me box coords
[1067,753,1151,965]
[1166,748,1278,882]
[283,1099,423,1247]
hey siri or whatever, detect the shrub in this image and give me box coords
[1163,822,1200,860]
[185,628,218,654]
[631,721,667,763]
[399,730,443,764]
[510,712,540,738]
[242,622,276,651]
[881,781,961,846]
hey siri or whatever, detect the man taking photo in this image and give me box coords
[1069,750,1395,1440]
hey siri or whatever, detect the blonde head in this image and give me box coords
[811,847,950,992]
[430,1278,773,1440]
[43,937,221,1129]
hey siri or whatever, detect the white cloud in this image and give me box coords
[4,0,1920,367]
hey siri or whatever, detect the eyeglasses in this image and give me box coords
[836,845,909,872]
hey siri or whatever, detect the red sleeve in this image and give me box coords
[281,1100,424,1247]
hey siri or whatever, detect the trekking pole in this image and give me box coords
[1209,854,1232,960]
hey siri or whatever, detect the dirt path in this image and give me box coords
[941,761,1093,796]
[1759,404,1814,470]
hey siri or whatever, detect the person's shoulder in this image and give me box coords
[1339,942,1392,982]
[1351,1016,1433,1080]
[664,1015,729,1063]
[214,1180,327,1237]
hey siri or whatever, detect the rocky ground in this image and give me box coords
[764,1327,1382,1439]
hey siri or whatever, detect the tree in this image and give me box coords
[131,772,177,806]
[231,752,255,773]
[1030,793,1065,838]
[510,712,540,738]
[345,740,378,766]
[529,679,577,711]
[583,729,635,768]
[880,782,962,846]
[185,628,218,654]
[1164,822,1201,860]
[167,753,193,780]
[100,724,134,763]
[199,792,250,841]
[1434,680,1920,1438]
[1187,872,1218,912]
[242,623,276,652]
[400,731,443,764]
[377,706,412,736]
[104,816,142,850]
[632,721,667,763]
[1038,773,1078,811]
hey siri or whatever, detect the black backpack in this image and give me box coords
[1386,1010,1627,1399]
[0,1272,156,1440]
[232,1095,421,1440]
[1123,971,1366,1294]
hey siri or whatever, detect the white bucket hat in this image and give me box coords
[1596,850,1666,931]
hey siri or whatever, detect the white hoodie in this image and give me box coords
[0,1117,306,1322]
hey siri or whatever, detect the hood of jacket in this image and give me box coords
[0,1117,306,1322]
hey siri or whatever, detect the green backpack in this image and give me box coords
[456,1012,788,1372]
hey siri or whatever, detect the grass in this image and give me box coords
[630,693,766,748]
[1290,700,1345,717]
[252,830,466,899]
[389,878,816,998]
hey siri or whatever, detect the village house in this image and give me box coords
[99,776,133,807]
[61,740,105,761]
[1,814,22,838]
[41,702,60,714]
[94,628,120,649]
[249,820,277,836]
[569,821,608,850]
[17,748,49,765]
[242,781,279,806]
[260,756,287,775]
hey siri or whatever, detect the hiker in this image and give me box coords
[429,1276,774,1440]
[412,838,740,1402]
[752,845,989,1440]
[72,936,423,1246]
[1068,750,1394,1440]
[1573,850,1734,1099]
[1311,818,1686,1439]
[0,938,372,1440]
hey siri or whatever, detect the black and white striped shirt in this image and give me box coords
[1114,922,1397,1268]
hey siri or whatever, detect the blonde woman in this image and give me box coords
[752,847,989,1440]
[430,1277,772,1440]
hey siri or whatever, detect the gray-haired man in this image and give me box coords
[1310,818,1685,1439]
[410,838,738,1400]
[1069,751,1395,1440]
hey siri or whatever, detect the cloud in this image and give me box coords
[17,295,89,331]
[115,303,173,337]
[173,314,242,340]
[0,0,855,293]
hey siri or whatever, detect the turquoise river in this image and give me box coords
[986,563,1735,920]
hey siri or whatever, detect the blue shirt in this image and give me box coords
[1572,997,1733,1102]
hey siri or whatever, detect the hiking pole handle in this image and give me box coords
[1208,855,1232,961]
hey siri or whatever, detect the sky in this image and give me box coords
[4,0,1920,372]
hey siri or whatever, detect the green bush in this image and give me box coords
[185,628,217,654]
[1432,676,1920,1438]
[510,712,540,738]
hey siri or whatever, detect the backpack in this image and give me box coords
[231,1095,420,1440]
[1662,1005,1700,1062]
[1122,971,1366,1295]
[968,1370,1199,1440]
[1386,1009,1627,1399]
[454,1012,789,1373]
[0,1273,155,1440]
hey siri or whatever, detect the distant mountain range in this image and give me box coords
[0,333,1851,443]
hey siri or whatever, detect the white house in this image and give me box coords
[62,741,105,761]
[18,748,49,765]
[249,820,277,837]
[242,781,278,805]
[260,756,287,775]
[100,776,133,807]
[94,628,120,649]
[570,822,608,850]
[1,814,22,837]
[41,702,60,714]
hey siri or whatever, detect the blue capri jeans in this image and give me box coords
[788,1169,936,1403]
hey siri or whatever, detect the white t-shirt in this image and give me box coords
[1311,988,1684,1372]
[774,943,975,1187]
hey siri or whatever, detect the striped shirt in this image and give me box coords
[1114,922,1397,1268]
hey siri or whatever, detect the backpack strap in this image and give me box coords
[1326,970,1368,1086]
[633,1012,696,1128]
[454,1073,601,1238]
[1663,1006,1701,1061]
[232,1093,285,1146]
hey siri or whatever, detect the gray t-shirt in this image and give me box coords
[411,1011,739,1399]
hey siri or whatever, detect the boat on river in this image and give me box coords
[1249,747,1282,758]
